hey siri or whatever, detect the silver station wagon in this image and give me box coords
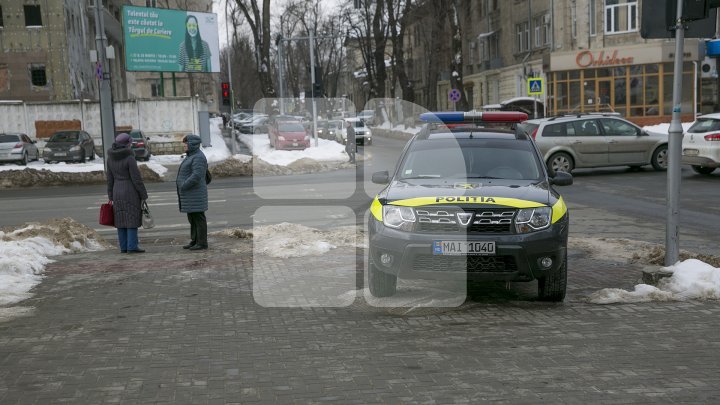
[520,113,668,173]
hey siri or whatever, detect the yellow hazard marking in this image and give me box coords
[388,196,546,209]
[551,196,567,224]
[371,196,383,221]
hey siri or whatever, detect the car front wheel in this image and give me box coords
[691,165,716,175]
[18,152,28,166]
[538,252,567,302]
[549,152,574,173]
[368,261,397,298]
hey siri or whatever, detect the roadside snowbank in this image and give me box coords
[238,133,347,166]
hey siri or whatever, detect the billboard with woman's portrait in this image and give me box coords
[123,6,220,73]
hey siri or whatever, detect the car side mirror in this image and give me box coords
[639,129,649,136]
[32,140,37,144]
[372,171,390,184]
[550,171,573,186]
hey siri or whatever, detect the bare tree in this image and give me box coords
[233,0,276,99]
[387,0,415,104]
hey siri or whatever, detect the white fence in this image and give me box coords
[0,97,202,139]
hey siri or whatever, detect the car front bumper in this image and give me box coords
[44,150,83,161]
[369,217,568,282]
[276,140,310,150]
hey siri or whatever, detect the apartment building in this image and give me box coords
[404,0,713,126]
[0,0,127,102]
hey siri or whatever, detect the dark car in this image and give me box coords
[368,111,573,301]
[44,130,96,163]
[116,130,152,161]
[0,133,40,165]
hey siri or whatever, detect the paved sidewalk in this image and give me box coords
[1,205,720,404]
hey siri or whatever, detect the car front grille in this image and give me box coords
[416,208,515,234]
[413,255,518,273]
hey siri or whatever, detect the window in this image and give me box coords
[605,0,637,34]
[151,82,161,97]
[571,3,577,39]
[600,119,639,136]
[489,33,499,60]
[0,6,4,28]
[30,65,47,86]
[516,22,529,52]
[24,5,43,27]
[590,0,597,36]
[534,14,551,48]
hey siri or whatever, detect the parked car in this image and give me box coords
[336,118,372,145]
[44,130,96,163]
[239,115,269,134]
[116,130,152,161]
[0,133,40,165]
[682,112,720,174]
[268,121,310,150]
[520,113,668,173]
[357,109,376,125]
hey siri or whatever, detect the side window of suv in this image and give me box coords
[600,118,639,136]
[543,123,565,137]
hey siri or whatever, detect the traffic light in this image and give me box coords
[221,82,230,106]
[312,82,323,98]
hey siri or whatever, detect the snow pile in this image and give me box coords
[643,121,694,135]
[250,222,364,258]
[588,259,720,304]
[201,117,232,163]
[0,218,108,306]
[238,133,347,166]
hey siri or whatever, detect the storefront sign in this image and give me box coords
[576,50,634,68]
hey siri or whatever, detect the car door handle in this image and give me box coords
[572,141,582,144]
[608,140,619,144]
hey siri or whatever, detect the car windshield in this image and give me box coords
[278,123,305,132]
[688,118,720,133]
[130,132,143,139]
[49,132,79,142]
[399,141,542,180]
[0,134,20,143]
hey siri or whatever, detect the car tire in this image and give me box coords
[78,150,85,163]
[89,150,96,161]
[19,152,28,166]
[548,152,574,173]
[691,165,716,175]
[538,252,567,302]
[368,261,397,298]
[651,144,668,171]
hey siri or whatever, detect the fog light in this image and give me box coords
[540,257,553,269]
[380,253,394,267]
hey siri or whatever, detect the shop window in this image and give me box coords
[30,65,47,87]
[24,5,43,27]
[605,0,637,34]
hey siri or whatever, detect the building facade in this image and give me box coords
[0,0,127,102]
[404,0,715,126]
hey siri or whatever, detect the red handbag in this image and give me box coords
[99,201,115,227]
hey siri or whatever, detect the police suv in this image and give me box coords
[368,111,573,301]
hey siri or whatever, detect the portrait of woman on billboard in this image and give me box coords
[178,14,211,72]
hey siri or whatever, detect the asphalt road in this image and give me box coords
[0,134,718,256]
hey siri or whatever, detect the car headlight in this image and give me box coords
[304,136,310,141]
[382,205,416,231]
[278,136,286,141]
[515,207,552,233]
[69,145,80,152]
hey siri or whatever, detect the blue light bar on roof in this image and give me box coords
[420,111,528,123]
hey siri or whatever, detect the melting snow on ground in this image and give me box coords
[237,133,347,166]
[0,219,107,307]
[250,222,364,258]
[588,259,720,304]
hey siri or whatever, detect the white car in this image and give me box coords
[682,113,720,174]
[336,118,372,145]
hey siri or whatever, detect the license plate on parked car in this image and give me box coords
[55,152,67,156]
[433,241,495,256]
[683,149,699,156]
[293,142,298,146]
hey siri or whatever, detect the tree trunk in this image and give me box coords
[447,0,469,111]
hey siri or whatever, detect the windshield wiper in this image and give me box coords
[401,175,442,179]
[464,176,503,179]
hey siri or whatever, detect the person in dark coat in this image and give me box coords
[177,134,209,250]
[106,133,148,253]
[345,120,356,164]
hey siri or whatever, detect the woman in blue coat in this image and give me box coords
[106,133,148,253]
[176,135,209,250]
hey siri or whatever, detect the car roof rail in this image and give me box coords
[547,112,621,121]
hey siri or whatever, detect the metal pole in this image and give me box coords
[666,0,685,266]
[94,0,116,172]
[310,30,318,147]
[225,1,235,154]
[277,38,285,115]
